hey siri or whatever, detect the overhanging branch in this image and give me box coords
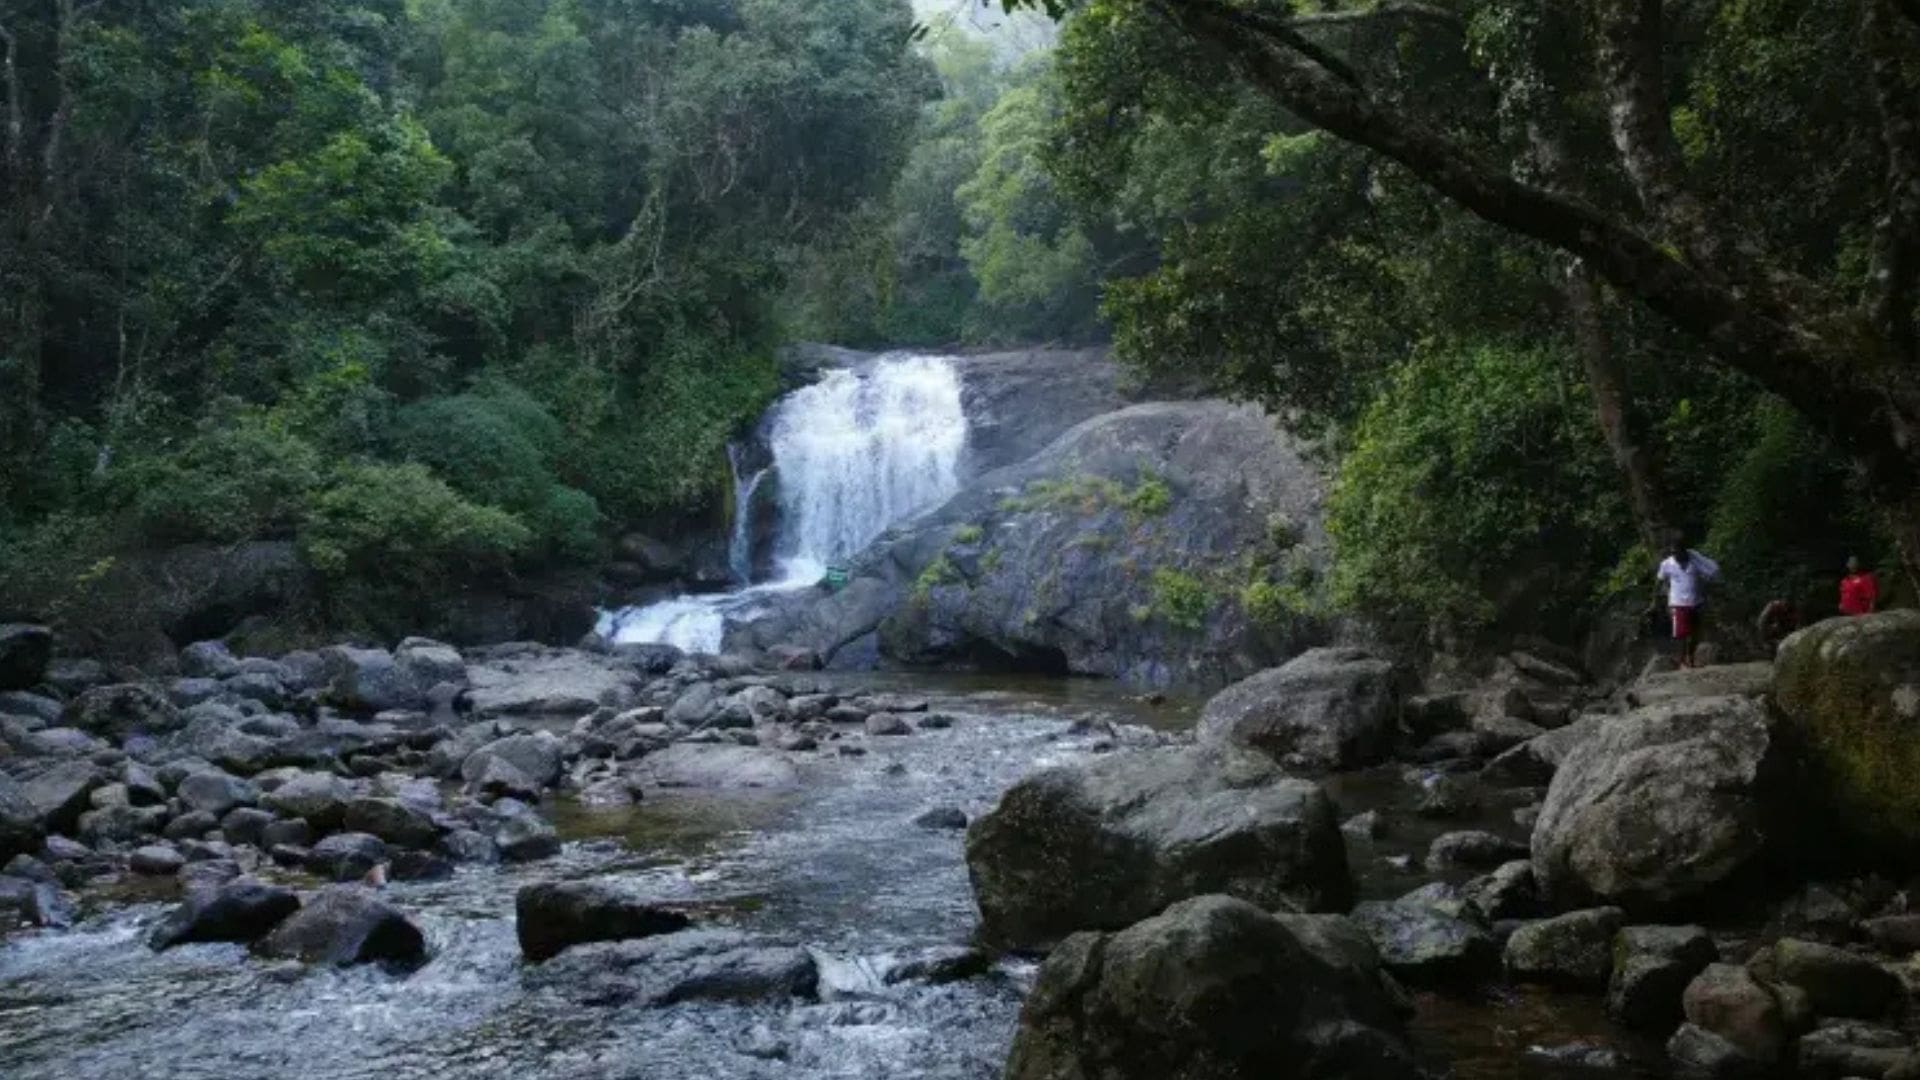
[1866,0,1920,361]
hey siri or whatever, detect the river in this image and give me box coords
[0,673,1655,1080]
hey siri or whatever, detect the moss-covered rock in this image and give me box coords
[1773,611,1920,859]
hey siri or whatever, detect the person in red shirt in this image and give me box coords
[1839,556,1880,617]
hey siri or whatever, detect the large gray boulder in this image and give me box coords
[523,929,818,1006]
[1348,899,1498,987]
[254,885,426,968]
[739,400,1332,688]
[1530,695,1789,911]
[1773,611,1920,859]
[1003,895,1421,1080]
[321,646,423,714]
[464,649,637,717]
[22,761,105,833]
[63,684,182,740]
[261,771,356,830]
[1196,648,1407,771]
[149,879,300,950]
[966,746,1351,951]
[460,732,564,791]
[0,624,53,691]
[515,881,693,962]
[0,775,45,863]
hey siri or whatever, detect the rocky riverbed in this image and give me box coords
[5,622,1920,1078]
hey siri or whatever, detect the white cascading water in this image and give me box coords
[596,354,968,654]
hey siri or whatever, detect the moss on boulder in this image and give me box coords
[1772,611,1920,859]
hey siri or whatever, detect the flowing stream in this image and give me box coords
[597,355,969,655]
[0,675,1648,1080]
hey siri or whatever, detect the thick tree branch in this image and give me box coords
[0,19,20,182]
[1867,0,1920,363]
[1291,2,1464,30]
[1148,0,1911,471]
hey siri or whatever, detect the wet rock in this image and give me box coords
[169,678,224,709]
[1757,937,1902,1020]
[64,684,182,740]
[0,874,73,928]
[78,803,166,845]
[1667,1022,1766,1078]
[916,713,955,731]
[515,881,695,962]
[637,744,800,790]
[1505,907,1625,989]
[342,797,439,849]
[40,835,90,862]
[261,819,312,849]
[219,807,276,848]
[1796,1020,1912,1079]
[306,833,388,881]
[726,686,788,726]
[524,929,818,1006]
[1426,830,1527,873]
[254,884,426,968]
[913,806,968,830]
[177,770,257,817]
[665,683,723,727]
[1196,648,1407,772]
[389,851,454,882]
[1864,915,1920,955]
[1403,692,1472,740]
[22,761,104,834]
[220,672,286,710]
[123,762,166,806]
[884,945,995,986]
[1003,895,1421,1080]
[149,879,301,950]
[1531,696,1787,910]
[130,844,186,876]
[1683,963,1788,1065]
[1411,772,1481,819]
[179,711,278,775]
[966,746,1351,951]
[321,646,424,714]
[495,813,560,862]
[0,624,53,691]
[5,853,55,884]
[1349,899,1499,987]
[853,693,927,714]
[261,771,355,829]
[1609,925,1719,1033]
[180,640,241,679]
[1462,860,1538,921]
[23,726,105,756]
[466,756,541,802]
[1342,810,1389,841]
[864,713,911,737]
[440,829,499,864]
[1483,716,1602,788]
[1525,1043,1627,1072]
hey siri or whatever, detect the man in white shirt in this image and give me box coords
[1654,538,1721,669]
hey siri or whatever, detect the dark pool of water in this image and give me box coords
[0,675,1649,1080]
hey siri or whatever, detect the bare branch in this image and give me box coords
[1867,0,1920,362]
[1291,2,1464,30]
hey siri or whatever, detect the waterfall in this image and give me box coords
[726,443,768,586]
[767,354,968,577]
[597,353,969,654]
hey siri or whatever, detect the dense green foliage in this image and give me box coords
[0,0,932,633]
[1008,0,1908,646]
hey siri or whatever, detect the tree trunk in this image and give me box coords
[1564,261,1668,549]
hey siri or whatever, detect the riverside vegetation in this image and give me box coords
[8,2,1920,1080]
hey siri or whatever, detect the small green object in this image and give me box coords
[824,565,849,591]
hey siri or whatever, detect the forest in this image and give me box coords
[3,0,1916,655]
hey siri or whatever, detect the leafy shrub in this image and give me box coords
[527,485,604,564]
[301,462,530,586]
[1150,567,1212,632]
[1122,475,1172,517]
[952,524,985,545]
[125,416,323,544]
[391,391,556,514]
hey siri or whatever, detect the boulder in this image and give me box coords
[515,881,694,962]
[321,646,426,714]
[22,761,104,833]
[0,624,53,691]
[1682,963,1789,1066]
[342,797,438,849]
[1348,900,1499,987]
[306,832,388,881]
[129,844,186,876]
[1003,895,1421,1080]
[0,776,46,863]
[1531,696,1787,910]
[1195,648,1407,771]
[1758,938,1902,1020]
[1609,925,1719,1033]
[1426,830,1527,872]
[865,713,911,736]
[1461,860,1539,921]
[1627,662,1774,707]
[1504,907,1625,989]
[1482,716,1601,787]
[177,770,257,817]
[1796,1021,1913,1079]
[179,640,241,679]
[460,733,564,791]
[261,771,356,829]
[149,878,300,950]
[1667,1022,1768,1078]
[914,806,969,830]
[0,875,73,928]
[966,746,1350,951]
[496,814,560,862]
[665,682,723,727]
[395,638,466,691]
[523,929,818,1006]
[1773,611,1920,859]
[254,885,426,968]
[464,650,636,717]
[63,684,182,740]
[635,745,801,790]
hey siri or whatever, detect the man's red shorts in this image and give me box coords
[1671,605,1699,640]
